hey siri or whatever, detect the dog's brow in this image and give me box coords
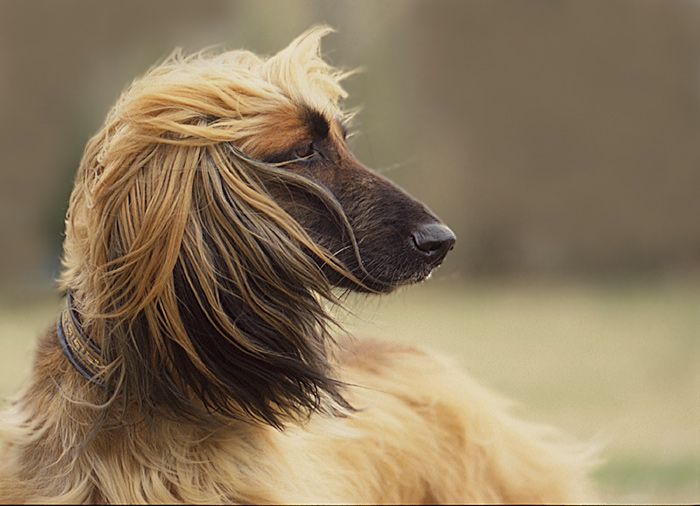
[303,107,330,140]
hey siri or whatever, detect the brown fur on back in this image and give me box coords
[1,331,596,504]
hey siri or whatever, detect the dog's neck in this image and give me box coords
[56,293,106,386]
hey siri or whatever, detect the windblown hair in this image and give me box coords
[0,27,598,504]
[60,27,357,428]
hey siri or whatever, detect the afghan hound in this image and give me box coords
[0,27,598,504]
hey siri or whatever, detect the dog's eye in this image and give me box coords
[293,143,316,161]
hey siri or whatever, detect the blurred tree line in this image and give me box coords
[1,0,699,289]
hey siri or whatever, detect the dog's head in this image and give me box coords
[60,27,454,427]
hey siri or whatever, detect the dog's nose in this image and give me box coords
[411,223,456,267]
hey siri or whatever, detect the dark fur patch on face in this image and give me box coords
[302,106,330,141]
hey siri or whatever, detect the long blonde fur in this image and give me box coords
[0,27,598,504]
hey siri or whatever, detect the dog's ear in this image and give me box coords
[148,145,353,428]
[64,135,353,427]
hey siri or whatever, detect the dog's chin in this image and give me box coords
[330,263,438,294]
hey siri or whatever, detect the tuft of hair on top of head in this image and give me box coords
[59,26,358,430]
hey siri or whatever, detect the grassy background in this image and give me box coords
[1,277,698,503]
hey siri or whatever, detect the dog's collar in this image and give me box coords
[56,293,105,386]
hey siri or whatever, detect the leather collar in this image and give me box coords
[56,293,105,386]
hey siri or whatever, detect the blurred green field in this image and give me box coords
[1,278,698,503]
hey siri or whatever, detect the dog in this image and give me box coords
[0,27,597,504]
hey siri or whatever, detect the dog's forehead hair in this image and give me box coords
[249,105,346,160]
